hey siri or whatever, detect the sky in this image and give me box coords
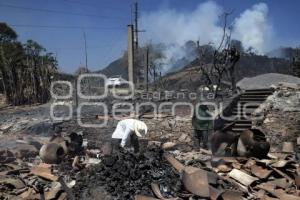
[0,0,300,73]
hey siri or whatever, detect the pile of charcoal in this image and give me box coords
[74,147,182,199]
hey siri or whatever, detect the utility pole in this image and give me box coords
[83,31,88,71]
[133,1,139,87]
[145,47,149,91]
[128,0,145,87]
[197,40,200,57]
[128,25,134,84]
[153,64,156,90]
[134,1,139,52]
[132,1,145,87]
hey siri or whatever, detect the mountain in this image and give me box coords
[98,42,294,89]
[98,41,198,78]
[267,47,300,59]
[167,57,190,73]
[98,53,128,79]
[159,54,293,90]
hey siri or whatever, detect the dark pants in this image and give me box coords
[194,130,209,149]
[111,134,140,153]
[111,138,122,153]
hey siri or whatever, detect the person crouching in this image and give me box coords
[111,119,148,153]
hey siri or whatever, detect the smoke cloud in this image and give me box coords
[232,3,272,54]
[141,1,273,72]
[142,1,223,46]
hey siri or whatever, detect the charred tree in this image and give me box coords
[0,23,57,106]
[197,12,240,98]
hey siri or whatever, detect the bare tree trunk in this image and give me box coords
[229,66,236,92]
[0,45,13,104]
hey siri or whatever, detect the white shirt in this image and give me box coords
[111,119,147,147]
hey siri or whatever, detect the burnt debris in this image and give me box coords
[74,147,182,200]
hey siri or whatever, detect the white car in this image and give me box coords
[105,76,127,88]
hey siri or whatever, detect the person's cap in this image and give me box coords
[135,121,148,137]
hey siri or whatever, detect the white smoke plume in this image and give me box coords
[141,1,273,72]
[232,3,272,54]
[142,1,223,46]
[141,1,223,72]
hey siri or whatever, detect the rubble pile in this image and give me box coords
[0,132,84,200]
[210,155,300,199]
[167,150,300,199]
[143,116,194,145]
[74,147,182,200]
[253,83,300,153]
[0,158,71,199]
[1,82,300,199]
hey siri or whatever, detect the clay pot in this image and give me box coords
[39,143,65,164]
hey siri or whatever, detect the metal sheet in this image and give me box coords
[209,186,224,200]
[182,166,210,198]
[267,178,289,189]
[222,191,244,200]
[0,178,25,189]
[251,165,273,179]
[258,184,300,200]
[271,160,290,168]
[228,169,258,186]
[163,153,185,172]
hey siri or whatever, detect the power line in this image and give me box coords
[63,0,125,12]
[48,45,116,50]
[63,0,99,7]
[0,3,126,20]
[10,24,125,30]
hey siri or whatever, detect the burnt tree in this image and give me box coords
[197,12,240,98]
[0,23,57,105]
